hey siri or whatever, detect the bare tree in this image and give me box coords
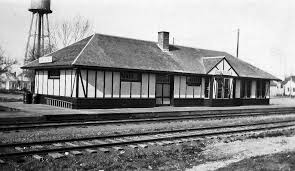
[51,15,93,49]
[0,46,17,75]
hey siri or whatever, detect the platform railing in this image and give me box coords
[45,97,72,109]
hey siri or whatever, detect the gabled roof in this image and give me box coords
[282,76,295,85]
[202,56,224,73]
[23,33,279,80]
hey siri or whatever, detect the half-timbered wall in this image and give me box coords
[35,69,77,98]
[173,75,203,99]
[35,69,156,99]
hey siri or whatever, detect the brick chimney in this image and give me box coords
[158,31,169,51]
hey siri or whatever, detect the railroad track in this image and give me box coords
[1,119,295,160]
[1,109,295,131]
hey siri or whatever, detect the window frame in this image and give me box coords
[186,76,201,86]
[215,77,231,99]
[204,77,210,99]
[48,70,60,79]
[120,72,142,82]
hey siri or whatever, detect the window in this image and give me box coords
[216,77,223,98]
[215,77,231,99]
[48,70,60,79]
[246,80,251,98]
[261,80,266,98]
[241,79,251,98]
[156,75,170,84]
[205,77,210,98]
[121,72,141,82]
[186,76,201,86]
[256,80,268,98]
[256,80,262,98]
[224,78,230,98]
[293,88,295,92]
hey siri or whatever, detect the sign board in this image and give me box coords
[39,56,52,64]
[215,70,233,76]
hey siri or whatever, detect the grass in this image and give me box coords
[0,93,23,102]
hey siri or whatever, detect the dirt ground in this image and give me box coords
[188,135,295,171]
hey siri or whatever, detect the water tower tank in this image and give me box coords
[29,0,52,13]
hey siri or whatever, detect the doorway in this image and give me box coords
[156,74,172,106]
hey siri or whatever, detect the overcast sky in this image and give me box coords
[0,0,294,79]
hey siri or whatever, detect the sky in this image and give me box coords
[0,0,294,79]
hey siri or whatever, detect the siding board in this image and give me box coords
[60,70,65,96]
[96,71,104,98]
[43,71,48,95]
[149,74,155,98]
[121,82,131,98]
[131,82,141,98]
[65,70,72,97]
[174,76,180,98]
[141,73,149,98]
[180,76,186,98]
[79,70,87,98]
[87,70,96,98]
[104,71,112,98]
[112,72,120,98]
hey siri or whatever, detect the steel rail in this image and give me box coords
[1,122,295,158]
[2,107,295,127]
[1,110,295,131]
[1,119,295,149]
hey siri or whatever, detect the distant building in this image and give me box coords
[22,32,279,109]
[0,72,31,91]
[282,76,295,97]
[270,81,283,97]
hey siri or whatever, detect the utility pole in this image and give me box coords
[236,28,240,58]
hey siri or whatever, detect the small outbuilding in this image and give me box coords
[22,32,279,109]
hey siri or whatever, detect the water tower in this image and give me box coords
[25,0,52,63]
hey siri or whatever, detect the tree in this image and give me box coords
[51,15,93,49]
[0,46,17,75]
[23,16,93,85]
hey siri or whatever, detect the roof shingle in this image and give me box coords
[22,33,279,80]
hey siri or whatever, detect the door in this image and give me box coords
[156,74,171,106]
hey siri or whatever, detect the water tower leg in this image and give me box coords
[46,14,51,52]
[24,13,35,63]
[42,15,45,56]
[32,13,38,59]
[37,13,43,58]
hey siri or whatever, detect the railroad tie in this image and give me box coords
[93,140,108,144]
[85,149,97,154]
[32,155,44,161]
[52,143,63,147]
[70,151,83,155]
[31,145,43,149]
[156,142,164,146]
[137,144,148,148]
[115,138,127,142]
[112,146,124,151]
[165,141,174,144]
[81,142,93,146]
[108,139,120,143]
[181,138,189,142]
[98,148,110,153]
[15,147,24,151]
[174,140,183,144]
[65,142,78,147]
[48,152,64,159]
[148,142,156,146]
[128,145,138,149]
[0,159,5,164]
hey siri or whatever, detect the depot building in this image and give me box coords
[22,31,279,109]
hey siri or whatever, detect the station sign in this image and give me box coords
[39,56,52,64]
